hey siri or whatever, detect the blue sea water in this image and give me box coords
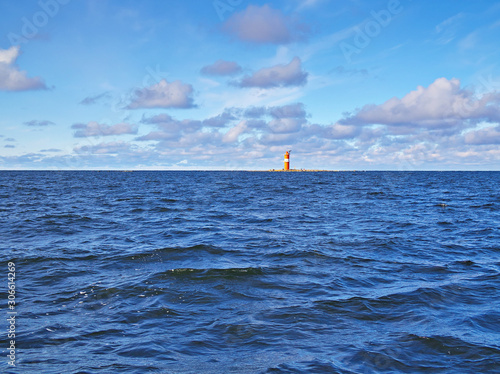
[1,170,499,373]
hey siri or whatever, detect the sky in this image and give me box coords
[1,0,500,170]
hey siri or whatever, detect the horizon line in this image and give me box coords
[1,169,499,172]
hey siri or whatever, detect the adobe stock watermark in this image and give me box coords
[7,0,71,46]
[340,0,410,64]
[456,70,500,120]
[6,262,17,368]
[213,0,244,21]
[477,73,500,93]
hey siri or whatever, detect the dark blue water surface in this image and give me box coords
[1,171,500,373]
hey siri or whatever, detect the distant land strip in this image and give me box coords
[261,169,362,172]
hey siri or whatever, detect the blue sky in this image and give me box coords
[1,0,500,170]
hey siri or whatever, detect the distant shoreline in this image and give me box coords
[258,169,358,172]
[0,169,499,172]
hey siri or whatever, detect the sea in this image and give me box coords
[1,170,499,373]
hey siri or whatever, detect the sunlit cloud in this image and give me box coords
[0,46,46,91]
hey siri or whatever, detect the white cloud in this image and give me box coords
[201,60,242,76]
[127,79,195,109]
[222,120,248,143]
[0,46,47,91]
[24,120,55,127]
[222,5,308,44]
[268,118,305,133]
[342,77,500,128]
[137,103,310,146]
[137,114,202,141]
[72,122,138,137]
[203,111,237,127]
[236,57,308,88]
[80,92,111,105]
[465,126,500,145]
[323,123,360,139]
[74,141,134,155]
[0,47,19,64]
[269,102,307,118]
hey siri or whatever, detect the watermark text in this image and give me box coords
[6,262,16,367]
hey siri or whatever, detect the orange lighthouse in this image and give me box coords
[284,150,290,171]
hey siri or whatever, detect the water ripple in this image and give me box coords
[1,171,499,373]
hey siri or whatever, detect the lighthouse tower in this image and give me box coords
[284,150,290,171]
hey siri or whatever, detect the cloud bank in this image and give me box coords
[5,78,500,170]
[465,126,500,145]
[72,122,138,138]
[73,78,499,169]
